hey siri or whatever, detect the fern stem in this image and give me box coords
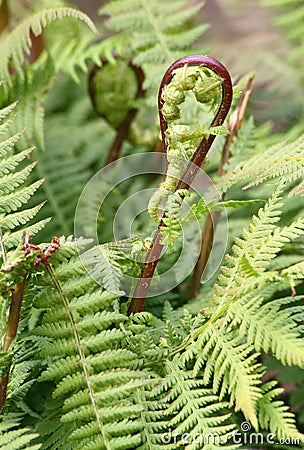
[189,75,254,300]
[128,55,232,314]
[0,275,26,410]
[2,276,26,353]
[0,0,9,34]
[45,264,111,449]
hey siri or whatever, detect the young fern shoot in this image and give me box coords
[128,55,232,314]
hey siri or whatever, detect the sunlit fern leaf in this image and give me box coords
[219,133,304,194]
[184,322,263,430]
[153,357,239,449]
[0,7,96,83]
[225,293,304,367]
[213,185,304,304]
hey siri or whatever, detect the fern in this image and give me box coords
[29,237,150,449]
[261,0,304,54]
[0,416,41,450]
[0,7,96,82]
[219,134,304,194]
[100,0,208,92]
[169,185,304,438]
[0,103,48,250]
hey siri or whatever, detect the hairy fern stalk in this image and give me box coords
[0,1,304,449]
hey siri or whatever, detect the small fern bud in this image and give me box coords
[161,102,180,122]
[193,74,222,104]
[162,83,185,105]
[174,65,198,90]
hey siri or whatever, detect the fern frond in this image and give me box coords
[225,293,304,367]
[100,0,208,91]
[0,417,41,450]
[213,185,304,302]
[0,7,96,82]
[219,134,304,194]
[0,104,47,253]
[29,238,149,449]
[261,0,304,60]
[34,148,90,238]
[81,245,125,294]
[153,357,238,449]
[257,381,304,442]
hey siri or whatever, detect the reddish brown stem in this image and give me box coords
[0,275,26,410]
[0,0,9,35]
[189,75,254,299]
[128,55,232,314]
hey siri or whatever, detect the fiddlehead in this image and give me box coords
[128,55,232,314]
[88,56,145,165]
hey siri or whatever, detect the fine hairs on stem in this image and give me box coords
[128,55,232,315]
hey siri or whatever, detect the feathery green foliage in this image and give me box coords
[0,1,304,449]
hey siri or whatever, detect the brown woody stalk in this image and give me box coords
[0,275,26,410]
[188,75,255,299]
[128,55,233,314]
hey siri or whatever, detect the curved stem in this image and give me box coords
[128,55,232,315]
